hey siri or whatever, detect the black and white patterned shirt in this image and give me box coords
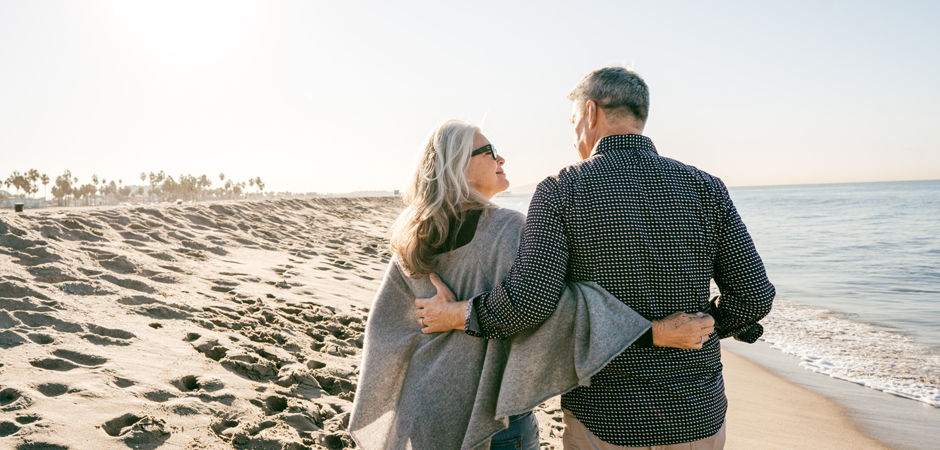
[465,134,775,446]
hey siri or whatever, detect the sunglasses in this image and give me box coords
[471,144,498,160]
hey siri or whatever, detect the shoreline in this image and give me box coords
[722,348,891,450]
[724,339,940,450]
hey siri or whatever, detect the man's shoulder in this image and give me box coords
[650,154,728,193]
[545,149,728,195]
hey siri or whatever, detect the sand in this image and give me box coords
[0,198,893,449]
[0,198,405,449]
[723,349,893,450]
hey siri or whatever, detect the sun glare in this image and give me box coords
[111,0,261,66]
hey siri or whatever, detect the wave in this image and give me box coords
[759,300,940,408]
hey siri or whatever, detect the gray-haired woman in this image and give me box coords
[349,120,653,450]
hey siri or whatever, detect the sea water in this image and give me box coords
[496,179,940,408]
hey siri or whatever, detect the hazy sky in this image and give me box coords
[1,0,938,194]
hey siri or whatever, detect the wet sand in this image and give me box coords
[722,348,892,450]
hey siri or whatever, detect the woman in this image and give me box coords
[349,120,653,450]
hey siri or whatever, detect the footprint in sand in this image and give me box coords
[210,279,239,293]
[142,390,178,402]
[76,268,102,276]
[173,375,201,393]
[149,273,180,284]
[173,375,225,394]
[158,264,187,274]
[193,339,229,361]
[82,324,136,346]
[210,418,240,433]
[13,442,69,450]
[57,281,112,296]
[0,330,27,349]
[15,414,41,425]
[112,377,136,388]
[29,358,79,371]
[252,395,289,416]
[116,295,160,306]
[98,256,138,274]
[144,250,177,261]
[51,349,108,366]
[13,312,83,333]
[0,420,20,437]
[35,383,71,397]
[0,387,31,412]
[182,332,201,342]
[29,349,107,371]
[27,264,81,284]
[101,413,170,444]
[99,274,154,294]
[134,304,193,320]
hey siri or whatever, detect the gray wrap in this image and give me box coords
[349,208,651,450]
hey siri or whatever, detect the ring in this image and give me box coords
[700,335,705,343]
[419,318,425,327]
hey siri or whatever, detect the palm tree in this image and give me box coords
[25,169,40,199]
[41,174,49,201]
[4,172,21,197]
[91,174,99,206]
[148,171,165,202]
[197,174,211,201]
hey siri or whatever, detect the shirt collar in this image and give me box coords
[590,134,658,157]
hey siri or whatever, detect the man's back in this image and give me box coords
[468,134,775,446]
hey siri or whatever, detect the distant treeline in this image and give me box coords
[2,170,267,206]
[1,169,361,207]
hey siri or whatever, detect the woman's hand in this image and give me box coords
[415,274,467,334]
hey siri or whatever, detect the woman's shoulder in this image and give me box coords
[477,208,525,240]
[487,208,525,226]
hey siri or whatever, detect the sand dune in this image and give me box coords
[0,198,409,449]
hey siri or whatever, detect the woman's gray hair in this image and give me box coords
[390,119,493,278]
[567,67,649,123]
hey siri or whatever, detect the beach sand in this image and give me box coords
[0,198,893,449]
[723,348,892,450]
[0,198,405,449]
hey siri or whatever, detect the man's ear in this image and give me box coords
[586,100,598,130]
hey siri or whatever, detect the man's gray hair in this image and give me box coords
[567,67,649,123]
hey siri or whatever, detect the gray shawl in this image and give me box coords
[349,208,651,450]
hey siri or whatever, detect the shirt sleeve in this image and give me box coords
[465,178,570,339]
[712,184,776,342]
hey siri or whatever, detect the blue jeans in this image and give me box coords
[490,411,540,450]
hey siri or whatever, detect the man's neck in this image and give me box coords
[592,124,644,151]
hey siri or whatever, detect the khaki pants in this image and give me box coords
[562,409,726,450]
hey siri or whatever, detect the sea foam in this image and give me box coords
[759,300,940,408]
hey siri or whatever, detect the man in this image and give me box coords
[418,67,775,449]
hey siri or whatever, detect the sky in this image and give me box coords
[1,0,938,195]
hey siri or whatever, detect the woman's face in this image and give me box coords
[467,132,509,199]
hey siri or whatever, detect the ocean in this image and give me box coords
[496,179,940,408]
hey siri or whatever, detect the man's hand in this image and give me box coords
[652,311,715,349]
[415,274,467,334]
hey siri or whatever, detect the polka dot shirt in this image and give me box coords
[465,134,775,446]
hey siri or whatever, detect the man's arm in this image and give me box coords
[464,178,570,339]
[712,184,775,342]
